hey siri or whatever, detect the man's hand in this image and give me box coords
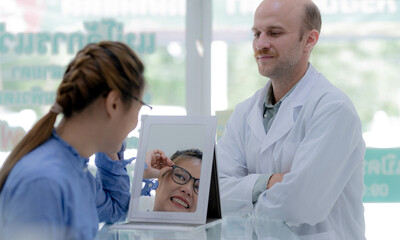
[267,173,284,189]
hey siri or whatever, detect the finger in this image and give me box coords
[160,165,172,172]
[165,157,174,166]
[152,160,166,169]
[160,151,166,159]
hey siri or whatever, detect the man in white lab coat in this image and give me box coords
[216,0,366,239]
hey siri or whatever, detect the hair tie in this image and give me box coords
[50,102,63,114]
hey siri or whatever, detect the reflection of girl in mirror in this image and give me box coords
[0,41,148,240]
[144,149,202,212]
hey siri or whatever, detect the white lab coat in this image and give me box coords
[217,64,366,240]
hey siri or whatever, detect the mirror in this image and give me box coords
[140,124,205,213]
[127,115,217,225]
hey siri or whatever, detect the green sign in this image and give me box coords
[363,148,400,202]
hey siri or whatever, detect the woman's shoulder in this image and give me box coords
[8,138,77,186]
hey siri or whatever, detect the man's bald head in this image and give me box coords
[255,0,321,40]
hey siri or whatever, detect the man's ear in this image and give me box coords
[304,29,319,52]
[104,90,121,118]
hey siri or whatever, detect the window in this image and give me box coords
[0,0,188,166]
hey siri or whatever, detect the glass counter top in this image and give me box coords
[96,214,300,240]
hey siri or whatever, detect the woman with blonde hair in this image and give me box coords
[0,41,149,240]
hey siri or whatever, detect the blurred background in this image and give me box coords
[1,0,399,239]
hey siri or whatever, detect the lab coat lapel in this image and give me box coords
[260,64,319,152]
[248,84,269,143]
[261,100,295,152]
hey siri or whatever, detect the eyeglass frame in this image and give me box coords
[130,95,152,110]
[169,165,200,195]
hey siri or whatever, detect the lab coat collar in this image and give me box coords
[285,64,319,108]
[249,64,319,151]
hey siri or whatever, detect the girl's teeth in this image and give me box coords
[171,198,188,208]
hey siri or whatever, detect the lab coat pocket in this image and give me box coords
[273,140,300,173]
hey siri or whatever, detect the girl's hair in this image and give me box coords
[170,149,203,165]
[0,41,145,191]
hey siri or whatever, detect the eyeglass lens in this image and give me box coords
[171,166,200,194]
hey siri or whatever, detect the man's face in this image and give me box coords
[153,158,201,212]
[252,0,307,80]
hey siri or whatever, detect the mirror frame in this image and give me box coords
[127,115,217,225]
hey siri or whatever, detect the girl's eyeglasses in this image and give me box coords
[170,165,200,195]
[131,95,152,110]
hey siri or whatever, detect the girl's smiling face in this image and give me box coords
[153,157,201,212]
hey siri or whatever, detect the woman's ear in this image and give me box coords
[104,90,121,118]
